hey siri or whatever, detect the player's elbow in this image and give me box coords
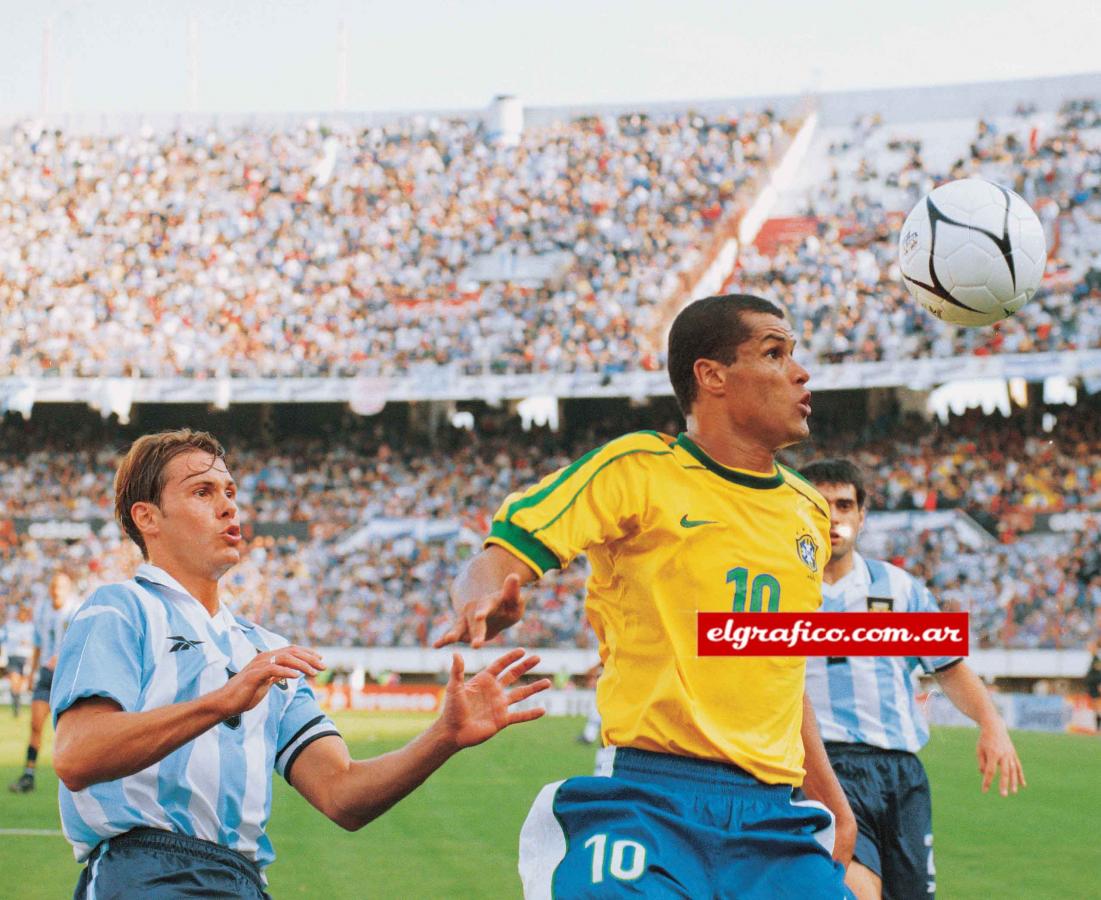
[53,748,92,793]
[325,796,372,831]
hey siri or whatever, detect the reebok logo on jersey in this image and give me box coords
[680,515,718,528]
[167,635,204,653]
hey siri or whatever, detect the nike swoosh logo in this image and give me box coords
[680,515,718,528]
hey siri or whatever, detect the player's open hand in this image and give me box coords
[977,722,1025,796]
[218,645,325,717]
[439,648,550,750]
[433,573,525,649]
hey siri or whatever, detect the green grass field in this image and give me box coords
[0,711,1097,898]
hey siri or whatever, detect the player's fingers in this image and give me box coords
[505,707,545,726]
[998,757,1011,797]
[499,652,541,686]
[500,573,521,601]
[433,623,464,649]
[268,665,303,683]
[469,608,489,648]
[450,653,465,684]
[1009,754,1024,793]
[981,754,997,793]
[281,646,325,671]
[282,645,324,665]
[483,647,526,679]
[507,678,552,705]
[268,653,318,677]
[1016,756,1027,789]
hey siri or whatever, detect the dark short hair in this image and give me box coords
[666,294,786,415]
[114,429,226,559]
[800,458,867,508]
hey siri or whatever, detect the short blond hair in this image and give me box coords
[114,429,226,559]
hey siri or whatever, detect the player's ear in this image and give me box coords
[130,501,160,544]
[692,358,728,398]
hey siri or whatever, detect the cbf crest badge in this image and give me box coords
[796,533,819,573]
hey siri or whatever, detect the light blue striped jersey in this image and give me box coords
[2,618,35,658]
[804,553,962,753]
[51,564,339,871]
[33,596,79,664]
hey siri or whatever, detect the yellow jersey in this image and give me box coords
[486,431,831,785]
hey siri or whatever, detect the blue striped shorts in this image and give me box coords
[519,746,852,899]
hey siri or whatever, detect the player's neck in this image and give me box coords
[823,550,856,585]
[146,553,221,615]
[684,420,775,474]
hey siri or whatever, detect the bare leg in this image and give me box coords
[846,861,883,900]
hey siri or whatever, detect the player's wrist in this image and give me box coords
[423,716,463,759]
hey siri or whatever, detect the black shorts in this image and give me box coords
[826,742,935,900]
[32,666,53,704]
[74,827,271,899]
[5,656,27,677]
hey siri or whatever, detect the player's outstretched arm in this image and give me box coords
[799,693,857,868]
[288,648,551,831]
[435,546,538,648]
[933,662,1025,797]
[54,646,322,792]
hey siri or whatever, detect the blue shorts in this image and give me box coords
[74,827,271,899]
[826,743,934,900]
[32,667,53,704]
[519,746,852,899]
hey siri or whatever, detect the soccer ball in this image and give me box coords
[898,178,1047,326]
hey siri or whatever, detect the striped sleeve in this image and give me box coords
[52,586,145,725]
[275,681,341,783]
[911,578,963,673]
[485,432,674,576]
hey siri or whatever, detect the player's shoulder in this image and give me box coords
[598,430,677,456]
[67,582,149,632]
[862,556,928,598]
[235,615,290,650]
[777,464,830,517]
[569,431,678,472]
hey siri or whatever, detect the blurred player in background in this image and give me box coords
[2,605,34,717]
[575,661,602,745]
[8,572,78,793]
[51,429,550,898]
[801,458,1025,900]
[438,295,855,898]
[1086,640,1101,733]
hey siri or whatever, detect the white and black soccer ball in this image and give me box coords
[898,178,1047,326]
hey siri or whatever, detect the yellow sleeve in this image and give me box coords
[485,432,675,576]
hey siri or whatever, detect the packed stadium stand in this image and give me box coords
[2,392,1099,652]
[1,73,1099,677]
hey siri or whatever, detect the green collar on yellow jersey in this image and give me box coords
[674,433,785,490]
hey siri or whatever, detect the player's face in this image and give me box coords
[722,313,811,449]
[49,573,74,608]
[152,451,242,580]
[814,482,865,561]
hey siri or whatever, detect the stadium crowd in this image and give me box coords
[2,402,1099,652]
[1,98,1098,381]
[731,98,1101,361]
[0,109,785,379]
